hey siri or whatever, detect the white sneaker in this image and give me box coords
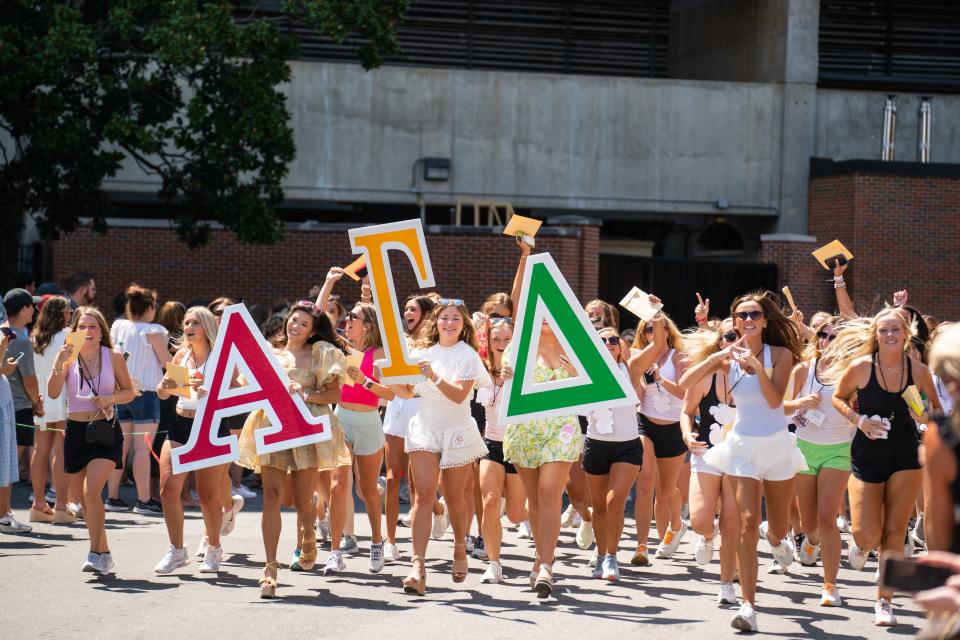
[517,520,533,539]
[694,533,715,565]
[323,550,346,575]
[820,584,843,607]
[195,535,209,558]
[481,560,504,584]
[431,499,449,540]
[471,536,488,560]
[769,535,794,569]
[571,512,583,528]
[874,598,897,626]
[588,550,599,568]
[717,582,738,605]
[847,541,869,570]
[399,512,412,528]
[837,514,850,533]
[766,560,788,574]
[317,516,330,544]
[233,484,256,500]
[797,535,820,566]
[45,488,57,503]
[758,520,768,539]
[464,535,475,554]
[383,542,400,564]
[655,521,687,558]
[340,535,359,554]
[82,552,101,573]
[904,533,915,558]
[155,545,190,574]
[0,513,32,533]
[199,545,223,573]
[576,519,594,550]
[369,542,384,573]
[97,552,116,575]
[601,555,620,582]
[560,504,577,528]
[220,495,244,536]
[731,602,758,632]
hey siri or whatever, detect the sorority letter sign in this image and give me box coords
[348,220,436,384]
[499,253,639,424]
[171,304,331,473]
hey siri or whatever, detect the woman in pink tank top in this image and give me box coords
[47,307,135,575]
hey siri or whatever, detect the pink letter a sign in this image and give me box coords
[171,304,331,473]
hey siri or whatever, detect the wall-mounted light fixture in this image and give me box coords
[421,157,451,181]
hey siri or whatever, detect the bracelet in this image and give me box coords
[833,275,845,283]
[834,283,846,289]
[856,414,866,429]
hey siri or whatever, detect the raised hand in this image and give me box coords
[893,289,909,307]
[833,258,848,278]
[695,292,710,325]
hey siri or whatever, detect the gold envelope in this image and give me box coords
[502,214,542,239]
[64,330,87,364]
[343,256,367,281]
[811,239,854,270]
[618,287,663,322]
[344,349,364,372]
[165,363,193,398]
[901,385,925,418]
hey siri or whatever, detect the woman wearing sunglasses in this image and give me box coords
[630,310,689,565]
[328,301,395,575]
[583,323,662,582]
[476,315,528,583]
[679,292,804,632]
[824,308,941,626]
[781,318,851,607]
[235,301,350,597]
[393,298,490,594]
[678,319,741,606]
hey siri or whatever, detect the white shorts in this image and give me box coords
[383,396,420,439]
[690,451,723,476]
[702,429,807,482]
[405,416,487,470]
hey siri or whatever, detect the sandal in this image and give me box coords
[300,526,317,571]
[259,561,280,599]
[534,562,553,599]
[403,555,427,595]
[452,542,468,583]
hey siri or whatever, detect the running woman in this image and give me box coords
[47,307,136,574]
[827,308,941,626]
[679,292,806,632]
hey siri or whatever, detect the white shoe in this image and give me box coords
[383,542,401,564]
[769,535,794,569]
[837,514,850,533]
[588,550,599,568]
[199,545,223,573]
[601,555,620,582]
[155,545,190,574]
[904,533,915,558]
[399,512,412,528]
[220,495,244,537]
[874,598,897,626]
[730,602,758,632]
[517,520,533,539]
[560,504,577,528]
[481,560,504,584]
[571,512,583,528]
[717,582,738,605]
[44,488,57,503]
[97,552,116,575]
[847,541,869,570]
[340,535,359,554]
[472,536,488,560]
[758,520,768,539]
[317,516,330,544]
[195,535,209,558]
[323,550,346,575]
[576,519,594,550]
[431,499,449,540]
[820,584,843,607]
[694,533,715,565]
[368,542,385,573]
[233,484,256,500]
[81,552,100,573]
[0,513,32,533]
[796,535,820,566]
[766,560,788,574]
[464,535,475,554]
[655,521,687,558]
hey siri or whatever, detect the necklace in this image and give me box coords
[875,353,906,422]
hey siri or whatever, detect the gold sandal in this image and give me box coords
[259,561,279,599]
[403,555,426,595]
[452,542,468,583]
[300,526,317,571]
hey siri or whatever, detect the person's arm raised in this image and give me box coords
[833,260,856,320]
[510,236,532,312]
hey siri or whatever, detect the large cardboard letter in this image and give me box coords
[171,304,331,473]
[500,253,639,424]
[348,220,435,383]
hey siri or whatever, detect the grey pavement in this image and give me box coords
[2,482,923,639]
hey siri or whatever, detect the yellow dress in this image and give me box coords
[238,341,352,472]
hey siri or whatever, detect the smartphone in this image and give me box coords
[880,553,954,593]
[644,371,656,385]
[12,351,24,364]
[827,254,849,267]
[0,327,16,340]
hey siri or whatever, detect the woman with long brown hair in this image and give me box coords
[47,307,136,573]
[679,292,805,632]
[29,296,74,523]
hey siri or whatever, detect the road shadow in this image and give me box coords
[88,575,179,594]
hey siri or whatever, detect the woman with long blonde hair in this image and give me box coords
[826,308,941,626]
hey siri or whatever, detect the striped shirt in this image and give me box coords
[110,319,167,392]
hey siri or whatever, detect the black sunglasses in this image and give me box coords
[722,332,738,343]
[346,311,364,322]
[643,326,655,334]
[817,331,838,342]
[600,336,621,346]
[735,310,764,321]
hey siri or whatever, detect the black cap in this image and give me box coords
[36,282,63,296]
[3,288,42,316]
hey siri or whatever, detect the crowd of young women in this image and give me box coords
[2,246,958,634]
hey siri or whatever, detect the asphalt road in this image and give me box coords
[2,482,924,639]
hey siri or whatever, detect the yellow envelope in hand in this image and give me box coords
[781,286,797,312]
[618,287,663,322]
[344,349,364,372]
[503,214,542,246]
[64,330,87,364]
[901,385,925,418]
[343,256,367,282]
[165,363,193,398]
[812,239,854,270]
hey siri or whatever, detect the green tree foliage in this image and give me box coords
[0,1,407,246]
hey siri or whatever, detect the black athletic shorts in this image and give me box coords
[637,414,688,459]
[582,437,644,475]
[482,438,516,474]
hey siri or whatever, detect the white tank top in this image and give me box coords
[588,363,642,441]
[729,344,789,437]
[794,358,853,445]
[640,349,682,422]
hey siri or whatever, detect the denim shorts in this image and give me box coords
[117,391,161,424]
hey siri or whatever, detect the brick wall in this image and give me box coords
[47,221,600,319]
[763,164,960,322]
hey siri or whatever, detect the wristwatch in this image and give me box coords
[362,378,375,390]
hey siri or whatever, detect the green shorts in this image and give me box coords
[797,439,851,475]
[335,406,385,457]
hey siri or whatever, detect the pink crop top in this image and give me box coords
[340,348,379,406]
[66,346,116,414]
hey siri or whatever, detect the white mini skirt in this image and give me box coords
[703,429,807,481]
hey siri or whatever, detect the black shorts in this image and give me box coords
[64,419,123,474]
[14,408,34,447]
[850,431,921,483]
[167,413,231,446]
[582,437,644,475]
[482,438,516,474]
[637,414,687,459]
[578,415,588,435]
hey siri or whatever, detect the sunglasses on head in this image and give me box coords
[438,298,464,307]
[295,300,325,316]
[817,331,838,342]
[735,310,764,321]
[722,332,738,342]
[212,308,224,317]
[600,336,621,346]
[489,317,513,326]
